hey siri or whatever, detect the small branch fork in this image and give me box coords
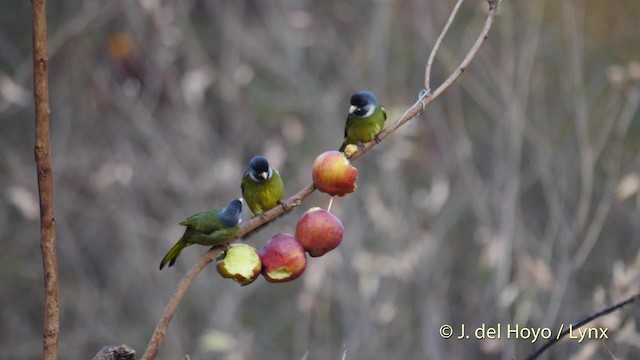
[141,1,501,359]
[32,0,60,359]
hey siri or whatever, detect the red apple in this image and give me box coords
[216,243,262,286]
[312,150,358,196]
[259,233,307,283]
[296,207,344,257]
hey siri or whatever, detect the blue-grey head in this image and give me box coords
[247,155,273,183]
[219,199,243,227]
[348,91,379,118]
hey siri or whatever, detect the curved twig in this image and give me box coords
[141,1,501,359]
[32,0,59,359]
[424,0,464,92]
[141,183,315,360]
[525,293,640,360]
[354,0,500,160]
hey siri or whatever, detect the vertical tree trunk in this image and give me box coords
[32,1,59,359]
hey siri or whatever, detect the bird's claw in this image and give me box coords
[373,134,381,144]
[357,141,366,152]
[279,200,289,212]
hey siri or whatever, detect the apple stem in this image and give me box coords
[327,197,334,212]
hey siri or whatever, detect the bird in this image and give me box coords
[241,155,285,218]
[159,199,243,270]
[339,91,387,152]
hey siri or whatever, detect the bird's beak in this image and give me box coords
[260,172,268,180]
[349,105,357,114]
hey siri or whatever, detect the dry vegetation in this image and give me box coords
[3,0,640,359]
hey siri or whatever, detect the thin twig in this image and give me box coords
[424,0,464,92]
[32,0,59,359]
[143,253,218,360]
[141,184,314,360]
[525,293,640,360]
[351,0,500,161]
[141,2,501,358]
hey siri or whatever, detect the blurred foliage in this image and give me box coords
[2,0,640,359]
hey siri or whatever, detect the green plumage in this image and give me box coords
[159,199,242,270]
[339,91,387,151]
[241,156,285,217]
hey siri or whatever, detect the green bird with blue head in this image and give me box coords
[339,91,387,152]
[241,155,285,218]
[159,198,243,270]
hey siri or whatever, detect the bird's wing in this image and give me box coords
[272,169,285,199]
[344,115,354,138]
[241,171,247,194]
[180,210,221,234]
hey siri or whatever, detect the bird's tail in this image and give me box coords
[159,239,189,270]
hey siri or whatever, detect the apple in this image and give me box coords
[343,144,359,158]
[312,151,358,196]
[259,233,307,283]
[296,207,344,257]
[216,243,262,286]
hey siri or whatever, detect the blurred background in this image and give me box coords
[2,0,640,359]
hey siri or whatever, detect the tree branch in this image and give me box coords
[143,253,217,360]
[525,293,640,360]
[141,184,315,360]
[141,1,501,358]
[354,0,500,159]
[424,0,464,92]
[32,0,59,359]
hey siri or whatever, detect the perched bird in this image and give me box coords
[339,91,387,151]
[241,155,285,217]
[159,199,243,270]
